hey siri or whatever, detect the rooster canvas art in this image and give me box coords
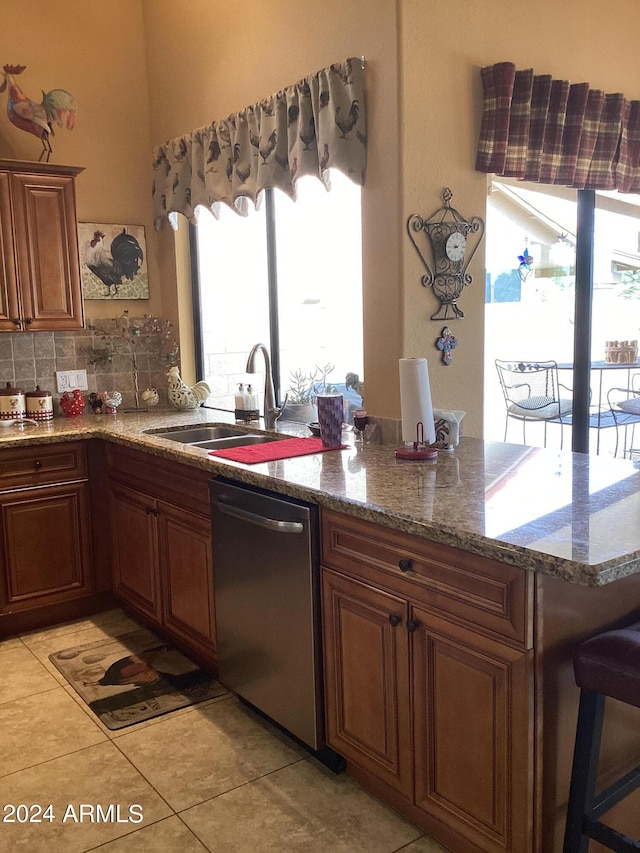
[0,64,77,162]
[79,223,149,300]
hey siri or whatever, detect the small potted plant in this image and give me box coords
[282,363,335,423]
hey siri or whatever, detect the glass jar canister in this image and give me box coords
[0,383,25,420]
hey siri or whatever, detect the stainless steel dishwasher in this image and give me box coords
[210,478,343,769]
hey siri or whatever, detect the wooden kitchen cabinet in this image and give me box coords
[321,568,412,797]
[109,480,160,622]
[0,442,93,624]
[321,509,534,853]
[107,444,216,667]
[0,159,84,332]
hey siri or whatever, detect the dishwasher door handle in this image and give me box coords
[213,499,305,533]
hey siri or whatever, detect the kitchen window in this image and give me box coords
[485,177,640,453]
[192,170,364,417]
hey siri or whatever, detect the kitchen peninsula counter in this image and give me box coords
[1,407,639,588]
[4,410,640,852]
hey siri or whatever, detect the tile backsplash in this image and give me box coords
[2,317,174,413]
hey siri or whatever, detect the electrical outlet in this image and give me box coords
[56,370,88,392]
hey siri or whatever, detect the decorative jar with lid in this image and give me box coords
[25,385,54,421]
[0,382,25,420]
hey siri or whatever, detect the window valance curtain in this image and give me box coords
[152,57,367,230]
[475,61,640,193]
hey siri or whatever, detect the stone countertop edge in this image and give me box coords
[1,410,639,588]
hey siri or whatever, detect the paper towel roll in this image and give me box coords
[399,358,436,444]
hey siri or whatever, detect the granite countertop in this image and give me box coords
[2,408,640,587]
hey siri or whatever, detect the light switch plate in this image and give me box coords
[56,369,88,392]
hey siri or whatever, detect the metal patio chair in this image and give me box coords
[495,360,573,449]
[607,385,640,458]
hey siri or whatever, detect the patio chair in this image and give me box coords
[495,360,573,448]
[607,386,640,458]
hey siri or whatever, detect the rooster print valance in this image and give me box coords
[152,57,367,230]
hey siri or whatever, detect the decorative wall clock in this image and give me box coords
[407,188,485,320]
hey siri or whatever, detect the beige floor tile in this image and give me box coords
[20,610,140,647]
[395,835,450,852]
[0,686,107,777]
[95,815,208,852]
[115,696,305,811]
[0,635,23,651]
[0,741,172,852]
[182,757,423,853]
[0,644,59,704]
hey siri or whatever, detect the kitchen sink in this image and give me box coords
[143,424,282,449]
[143,425,247,443]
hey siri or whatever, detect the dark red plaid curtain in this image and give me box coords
[476,62,640,192]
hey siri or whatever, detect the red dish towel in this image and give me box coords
[208,436,346,464]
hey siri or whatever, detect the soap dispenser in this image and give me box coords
[244,384,259,421]
[234,383,245,420]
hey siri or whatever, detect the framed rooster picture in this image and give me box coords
[78,223,149,299]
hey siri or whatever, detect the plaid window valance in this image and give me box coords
[475,62,640,192]
[152,58,367,230]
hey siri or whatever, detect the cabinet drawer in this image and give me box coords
[0,441,87,489]
[107,443,210,517]
[321,509,532,648]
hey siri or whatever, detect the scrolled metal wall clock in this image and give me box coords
[407,187,485,320]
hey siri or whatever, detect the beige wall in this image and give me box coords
[400,0,640,434]
[4,1,640,433]
[0,0,162,323]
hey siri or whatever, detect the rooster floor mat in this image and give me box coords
[49,628,228,730]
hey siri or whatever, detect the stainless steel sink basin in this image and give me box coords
[144,425,246,443]
[143,424,282,449]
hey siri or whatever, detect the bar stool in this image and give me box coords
[563,621,640,852]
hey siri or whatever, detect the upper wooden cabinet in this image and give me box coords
[0,159,85,332]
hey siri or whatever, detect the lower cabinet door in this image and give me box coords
[109,481,160,621]
[321,567,412,797]
[157,500,216,660]
[411,606,533,853]
[0,482,92,613]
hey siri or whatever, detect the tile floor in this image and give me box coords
[0,609,448,852]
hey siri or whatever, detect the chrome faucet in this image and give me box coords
[245,343,287,428]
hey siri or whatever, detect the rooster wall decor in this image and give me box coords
[0,64,77,162]
[79,223,149,299]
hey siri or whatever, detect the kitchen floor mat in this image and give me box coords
[48,628,228,730]
[209,436,347,464]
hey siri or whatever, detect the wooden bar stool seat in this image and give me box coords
[563,621,640,852]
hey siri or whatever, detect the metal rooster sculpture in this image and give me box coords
[0,64,77,162]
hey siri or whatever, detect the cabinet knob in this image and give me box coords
[407,618,420,633]
[145,506,154,515]
[12,318,21,328]
[388,614,401,627]
[34,460,42,470]
[398,558,413,572]
[24,317,33,326]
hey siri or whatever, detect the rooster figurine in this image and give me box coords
[59,389,85,417]
[0,64,77,162]
[101,390,122,414]
[167,367,210,411]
